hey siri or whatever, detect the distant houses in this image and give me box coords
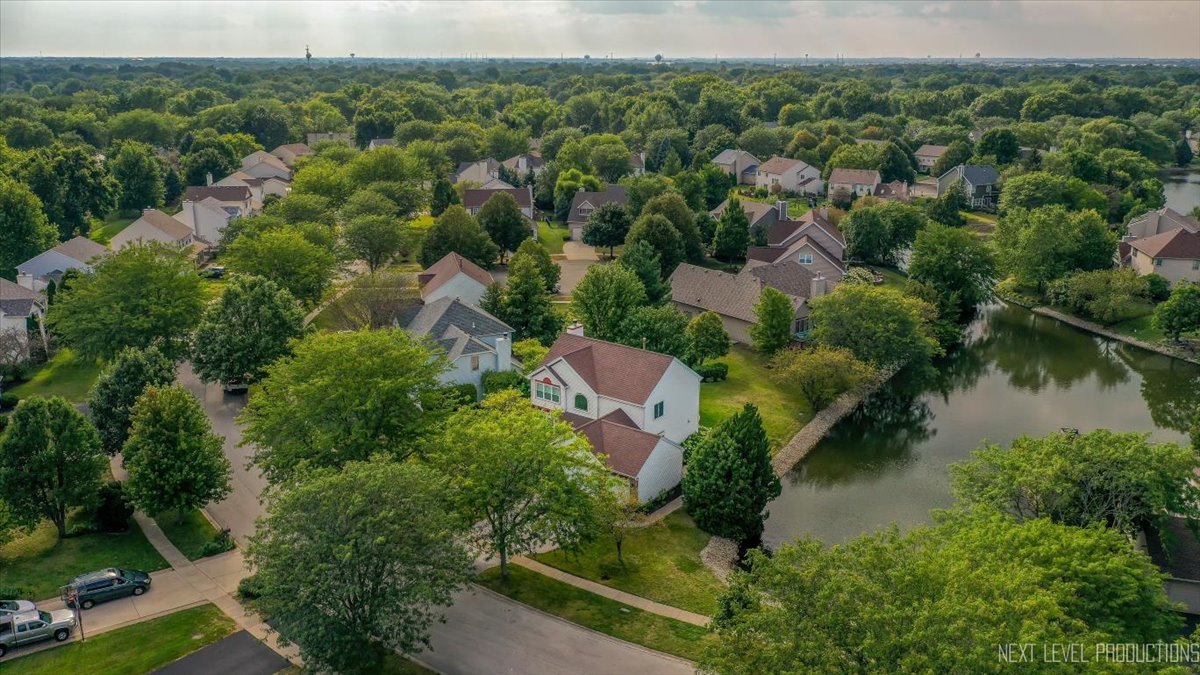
[453,158,501,185]
[937,164,1000,210]
[16,236,108,292]
[914,144,948,173]
[0,278,47,360]
[110,209,198,251]
[828,168,881,198]
[270,143,312,166]
[567,185,629,241]
[711,149,760,185]
[755,156,823,196]
[502,153,545,177]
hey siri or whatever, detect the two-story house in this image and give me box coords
[754,156,822,196]
[914,144,948,173]
[528,331,700,503]
[937,164,1000,210]
[175,197,235,245]
[711,149,761,185]
[240,151,292,181]
[828,168,881,198]
[452,158,501,185]
[15,236,108,292]
[183,185,254,218]
[567,186,629,241]
[270,143,312,167]
[398,297,515,393]
[418,252,495,307]
[462,186,536,226]
[0,278,46,361]
[744,205,847,283]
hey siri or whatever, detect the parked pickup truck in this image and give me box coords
[0,609,76,657]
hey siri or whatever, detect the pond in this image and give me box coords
[1162,169,1200,215]
[764,302,1200,547]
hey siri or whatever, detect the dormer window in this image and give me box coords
[535,380,561,404]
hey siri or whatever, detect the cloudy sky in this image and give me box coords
[2,1,1197,60]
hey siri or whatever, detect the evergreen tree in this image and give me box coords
[682,403,781,542]
[419,205,500,269]
[617,240,669,304]
[430,176,459,216]
[749,287,794,354]
[926,179,968,227]
[641,192,703,262]
[163,165,184,205]
[712,198,751,261]
[625,213,684,276]
[1176,139,1195,168]
[88,346,177,455]
[514,238,560,291]
[492,254,564,345]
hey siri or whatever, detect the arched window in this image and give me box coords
[574,394,588,411]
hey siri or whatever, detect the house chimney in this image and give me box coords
[810,273,827,299]
[776,200,788,220]
[567,322,585,337]
[205,172,213,186]
[819,207,829,221]
[496,335,511,372]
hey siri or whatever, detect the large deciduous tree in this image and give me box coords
[841,202,927,265]
[617,305,691,359]
[1153,282,1200,341]
[190,275,305,387]
[810,284,940,369]
[49,243,204,361]
[641,192,704,262]
[109,141,165,212]
[247,460,471,673]
[225,229,337,306]
[572,263,648,341]
[343,215,407,272]
[88,346,176,455]
[685,311,730,365]
[240,329,446,483]
[428,390,620,579]
[23,143,119,239]
[582,202,632,258]
[993,205,1116,292]
[476,192,529,263]
[625,213,684,276]
[0,396,106,539]
[769,346,876,411]
[418,205,500,270]
[0,177,58,280]
[907,223,996,315]
[514,238,560,291]
[123,385,232,523]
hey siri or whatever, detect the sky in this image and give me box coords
[1,0,1198,60]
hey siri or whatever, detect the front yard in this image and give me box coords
[533,511,724,616]
[154,510,226,561]
[8,349,103,403]
[700,344,812,449]
[538,220,569,256]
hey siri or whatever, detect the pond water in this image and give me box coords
[1162,169,1200,215]
[764,302,1200,547]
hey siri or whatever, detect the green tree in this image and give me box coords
[344,215,407,273]
[483,255,563,345]
[572,264,648,341]
[418,205,500,269]
[180,147,238,190]
[616,239,669,304]
[476,192,529,262]
[191,275,304,387]
[264,193,335,227]
[683,403,780,542]
[769,346,876,411]
[109,141,165,212]
[841,202,927,265]
[993,205,1116,292]
[23,143,119,239]
[1153,282,1200,341]
[512,338,549,375]
[514,238,559,291]
[930,139,972,176]
[0,396,106,539]
[685,311,730,365]
[810,284,940,369]
[641,192,704,262]
[123,385,231,524]
[0,177,57,280]
[49,243,204,361]
[712,198,751,261]
[998,172,1106,214]
[430,176,459,216]
[625,213,684,276]
[582,202,632,258]
[428,390,621,579]
[617,305,690,359]
[247,460,471,673]
[978,127,1020,164]
[339,190,398,221]
[1176,139,1195,167]
[87,346,176,455]
[908,223,996,314]
[749,287,794,355]
[925,179,967,227]
[952,429,1200,541]
[225,229,337,306]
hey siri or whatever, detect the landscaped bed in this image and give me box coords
[477,565,712,661]
[0,518,168,601]
[9,349,103,403]
[533,511,725,616]
[699,344,812,449]
[7,603,236,675]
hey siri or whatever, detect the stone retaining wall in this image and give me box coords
[1032,306,1199,366]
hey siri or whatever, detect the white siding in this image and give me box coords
[635,438,684,503]
[175,202,232,244]
[639,360,700,444]
[422,274,489,306]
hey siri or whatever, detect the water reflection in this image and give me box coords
[764,302,1200,547]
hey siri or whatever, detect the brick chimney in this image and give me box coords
[819,206,829,221]
[810,273,827,299]
[566,322,585,337]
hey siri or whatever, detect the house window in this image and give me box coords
[574,394,588,411]
[1155,259,1163,267]
[470,355,480,371]
[1193,260,1200,270]
[797,253,814,264]
[653,401,665,419]
[794,318,809,333]
[535,381,560,404]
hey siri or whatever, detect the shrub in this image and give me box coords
[0,392,18,411]
[199,529,236,558]
[93,481,134,532]
[1049,269,1150,324]
[695,362,729,382]
[237,573,263,600]
[482,369,528,396]
[1144,274,1171,303]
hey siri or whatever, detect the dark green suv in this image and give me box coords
[62,568,151,609]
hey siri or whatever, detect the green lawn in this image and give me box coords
[90,214,135,245]
[411,214,435,229]
[0,518,168,600]
[478,566,711,661]
[154,510,222,561]
[875,266,908,290]
[538,220,569,255]
[199,276,229,303]
[9,348,103,403]
[534,511,724,616]
[10,603,236,675]
[700,344,812,449]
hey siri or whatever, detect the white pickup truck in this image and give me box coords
[0,608,76,657]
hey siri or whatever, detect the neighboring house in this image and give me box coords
[755,156,822,195]
[828,168,881,198]
[1125,207,1199,241]
[629,152,646,176]
[368,138,396,150]
[270,143,312,167]
[397,296,514,392]
[217,171,290,206]
[1124,228,1200,286]
[567,185,629,241]
[306,132,353,147]
[1144,517,1200,615]
[502,153,545,176]
[670,261,829,345]
[937,164,1000,210]
[110,209,197,251]
[709,198,780,233]
[478,178,516,190]
[914,144,948,173]
[463,186,536,225]
[0,278,46,361]
[183,185,254,218]
[873,180,911,202]
[528,331,699,503]
[745,206,847,282]
[711,149,760,185]
[240,151,292,181]
[418,252,495,306]
[175,197,235,244]
[15,236,108,292]
[453,158,501,185]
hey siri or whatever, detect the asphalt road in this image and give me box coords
[179,365,695,675]
[154,630,289,675]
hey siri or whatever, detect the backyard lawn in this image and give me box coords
[154,510,223,561]
[8,603,235,675]
[89,214,135,245]
[538,220,568,255]
[477,566,712,661]
[9,349,103,403]
[0,518,168,600]
[411,214,435,229]
[875,266,908,291]
[699,344,811,449]
[534,511,724,616]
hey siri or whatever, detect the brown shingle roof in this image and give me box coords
[568,186,628,224]
[575,411,663,478]
[743,260,818,298]
[539,333,675,405]
[462,188,532,210]
[184,186,251,203]
[669,263,803,324]
[0,277,45,304]
[417,252,494,297]
[137,209,194,240]
[768,209,844,246]
[709,199,778,226]
[1129,228,1200,260]
[914,144,948,158]
[756,156,803,175]
[828,168,881,186]
[54,236,108,264]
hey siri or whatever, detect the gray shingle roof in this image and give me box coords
[568,186,629,224]
[400,296,512,340]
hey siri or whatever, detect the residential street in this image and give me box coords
[179,365,695,675]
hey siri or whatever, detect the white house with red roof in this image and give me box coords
[528,330,699,503]
[418,252,495,306]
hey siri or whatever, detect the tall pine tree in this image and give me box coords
[712,198,750,261]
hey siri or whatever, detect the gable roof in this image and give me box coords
[243,151,288,171]
[709,199,777,226]
[874,180,910,201]
[575,411,665,478]
[369,138,397,147]
[462,187,532,210]
[479,178,517,190]
[53,236,108,264]
[669,263,804,324]
[418,252,494,297]
[502,153,545,171]
[135,210,194,240]
[828,168,881,186]
[539,333,676,405]
[1127,207,1200,237]
[942,164,999,186]
[768,209,845,247]
[567,186,628,223]
[455,158,500,175]
[712,149,760,166]
[742,260,819,298]
[399,297,513,357]
[914,144,948,158]
[272,142,311,156]
[184,185,252,203]
[1128,228,1200,260]
[756,156,803,175]
[0,278,46,317]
